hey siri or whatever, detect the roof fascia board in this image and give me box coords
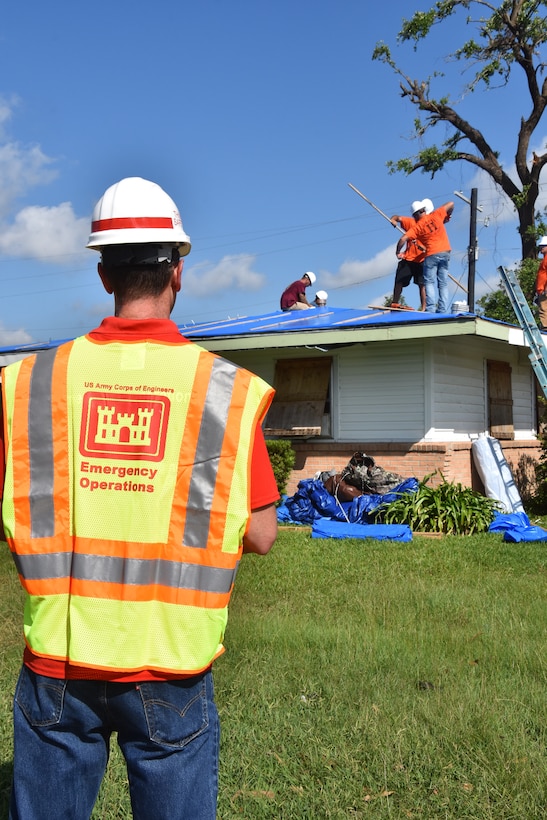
[190,317,521,352]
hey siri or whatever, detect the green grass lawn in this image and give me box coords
[1,528,547,818]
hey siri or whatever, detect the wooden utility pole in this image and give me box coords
[468,188,478,312]
[455,188,480,312]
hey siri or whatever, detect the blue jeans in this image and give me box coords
[9,666,219,820]
[423,252,450,312]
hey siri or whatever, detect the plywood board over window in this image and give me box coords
[535,377,544,435]
[487,360,514,440]
[264,357,332,436]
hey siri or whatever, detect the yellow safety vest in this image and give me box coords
[2,335,274,676]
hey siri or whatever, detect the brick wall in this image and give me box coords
[285,439,541,499]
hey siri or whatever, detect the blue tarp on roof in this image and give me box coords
[0,305,529,358]
[0,307,465,357]
[179,306,475,338]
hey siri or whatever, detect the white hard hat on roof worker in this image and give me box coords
[304,271,316,284]
[411,199,434,216]
[538,236,547,247]
[315,290,328,300]
[86,177,191,264]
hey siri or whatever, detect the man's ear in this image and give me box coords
[173,259,183,293]
[98,263,114,294]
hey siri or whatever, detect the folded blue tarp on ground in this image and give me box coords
[277,477,419,527]
[312,518,412,541]
[488,511,547,542]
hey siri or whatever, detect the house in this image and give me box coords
[0,306,542,498]
[180,306,543,497]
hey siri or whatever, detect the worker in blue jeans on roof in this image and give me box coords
[396,200,454,313]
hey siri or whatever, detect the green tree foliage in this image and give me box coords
[476,258,539,321]
[383,293,409,307]
[372,0,547,259]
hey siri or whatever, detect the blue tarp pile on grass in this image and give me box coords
[311,518,412,541]
[488,511,547,542]
[277,477,418,541]
[278,480,547,542]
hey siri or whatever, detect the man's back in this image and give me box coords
[5,176,278,820]
[406,206,451,255]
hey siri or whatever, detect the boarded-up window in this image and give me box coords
[487,360,514,440]
[264,357,332,437]
[534,376,545,436]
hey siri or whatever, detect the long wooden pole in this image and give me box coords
[348,183,398,228]
[449,273,468,293]
[348,182,426,252]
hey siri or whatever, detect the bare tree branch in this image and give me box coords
[373,0,547,258]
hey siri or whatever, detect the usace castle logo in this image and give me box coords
[79,392,170,461]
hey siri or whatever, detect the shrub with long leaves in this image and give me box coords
[266,439,295,500]
[374,471,502,535]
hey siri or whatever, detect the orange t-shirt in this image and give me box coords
[404,207,451,256]
[398,215,425,263]
[535,255,547,295]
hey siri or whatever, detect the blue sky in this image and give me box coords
[0,0,545,345]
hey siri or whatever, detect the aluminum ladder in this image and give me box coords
[498,265,547,399]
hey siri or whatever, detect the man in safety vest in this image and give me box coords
[2,177,279,819]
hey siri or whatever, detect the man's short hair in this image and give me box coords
[101,246,180,300]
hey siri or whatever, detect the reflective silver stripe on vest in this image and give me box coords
[183,357,238,548]
[12,551,238,594]
[28,348,57,538]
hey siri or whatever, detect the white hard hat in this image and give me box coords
[87,177,191,257]
[411,199,433,215]
[304,271,316,284]
[538,235,547,247]
[315,290,328,300]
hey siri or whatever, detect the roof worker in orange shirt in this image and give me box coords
[389,198,433,311]
[280,271,316,310]
[396,198,454,313]
[534,235,547,329]
[2,176,279,819]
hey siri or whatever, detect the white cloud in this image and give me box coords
[0,95,88,264]
[82,300,114,318]
[320,245,395,289]
[0,142,57,218]
[0,202,89,263]
[0,323,33,347]
[0,96,16,139]
[474,269,503,302]
[466,135,547,227]
[182,254,266,296]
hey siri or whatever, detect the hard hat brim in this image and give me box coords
[87,230,191,256]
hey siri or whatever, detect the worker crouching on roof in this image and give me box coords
[3,176,279,819]
[280,271,316,310]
